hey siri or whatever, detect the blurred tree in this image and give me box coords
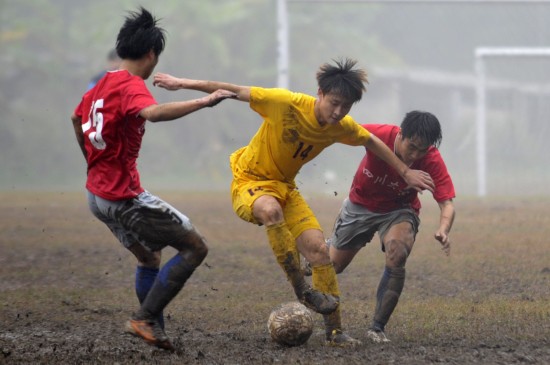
[5,0,547,192]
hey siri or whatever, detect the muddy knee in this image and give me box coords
[385,239,409,268]
[180,230,208,267]
[253,198,284,226]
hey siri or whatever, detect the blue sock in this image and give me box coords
[373,267,391,331]
[135,266,165,329]
[373,266,405,332]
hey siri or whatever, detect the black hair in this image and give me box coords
[116,7,166,60]
[400,111,442,148]
[316,58,368,103]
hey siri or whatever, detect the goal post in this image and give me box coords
[474,47,550,196]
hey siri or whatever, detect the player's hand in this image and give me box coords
[153,72,187,90]
[435,231,451,256]
[403,169,435,193]
[204,89,237,107]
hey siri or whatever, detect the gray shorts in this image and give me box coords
[328,198,420,252]
[87,190,194,252]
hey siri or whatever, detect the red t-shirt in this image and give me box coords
[349,124,455,214]
[74,70,157,200]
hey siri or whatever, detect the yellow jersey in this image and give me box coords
[230,87,371,185]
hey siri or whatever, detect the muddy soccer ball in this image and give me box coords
[267,302,314,346]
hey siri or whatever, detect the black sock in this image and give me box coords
[137,253,195,321]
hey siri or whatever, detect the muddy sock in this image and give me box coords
[319,264,352,339]
[323,307,343,339]
[313,263,341,336]
[137,253,196,321]
[373,266,405,331]
[311,263,340,298]
[266,222,308,298]
[135,266,164,329]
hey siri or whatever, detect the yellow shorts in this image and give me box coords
[230,177,322,239]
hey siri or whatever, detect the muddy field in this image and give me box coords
[1,191,549,364]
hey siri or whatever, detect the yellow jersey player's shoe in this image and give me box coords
[325,329,362,347]
[299,287,339,315]
[125,318,175,351]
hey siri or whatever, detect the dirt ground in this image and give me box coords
[1,191,549,365]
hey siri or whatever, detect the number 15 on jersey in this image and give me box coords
[82,99,106,150]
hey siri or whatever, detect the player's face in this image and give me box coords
[396,132,430,166]
[315,90,353,126]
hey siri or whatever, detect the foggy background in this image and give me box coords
[2,0,550,197]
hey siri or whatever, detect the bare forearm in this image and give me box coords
[434,199,454,255]
[187,79,234,93]
[438,200,455,234]
[365,134,409,177]
[143,89,237,122]
[153,73,250,101]
[184,80,250,101]
[364,133,434,192]
[143,99,210,122]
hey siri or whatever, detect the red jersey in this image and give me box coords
[73,70,157,200]
[349,124,455,214]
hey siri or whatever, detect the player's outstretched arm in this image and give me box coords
[140,89,237,123]
[435,199,455,256]
[153,72,251,102]
[364,134,435,193]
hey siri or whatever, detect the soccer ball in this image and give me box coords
[267,302,314,346]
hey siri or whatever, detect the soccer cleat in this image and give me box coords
[325,329,362,347]
[299,287,339,315]
[125,319,175,351]
[366,328,390,343]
